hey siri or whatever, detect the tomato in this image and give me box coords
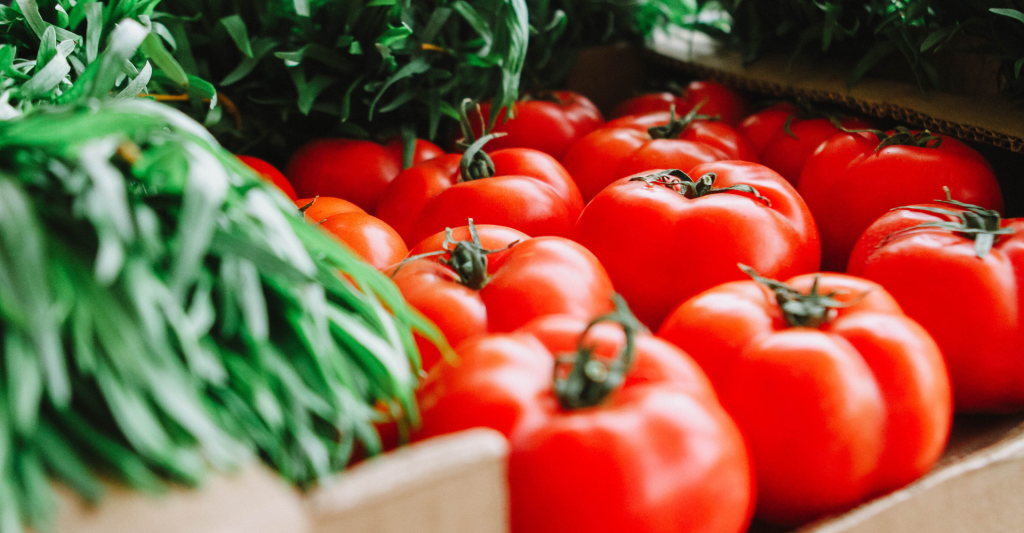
[376,145,583,246]
[611,81,748,126]
[848,195,1024,412]
[287,137,444,213]
[387,222,614,371]
[574,162,820,329]
[658,269,951,525]
[736,103,873,186]
[604,110,758,162]
[468,91,604,160]
[562,111,736,203]
[295,197,407,270]
[238,155,297,200]
[415,304,754,533]
[798,128,1004,271]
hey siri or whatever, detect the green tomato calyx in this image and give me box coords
[554,294,648,410]
[740,264,867,329]
[891,187,1013,258]
[455,98,507,182]
[840,125,943,152]
[647,101,719,140]
[630,169,771,206]
[391,219,518,290]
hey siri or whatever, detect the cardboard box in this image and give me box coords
[54,428,509,533]
[646,28,1024,154]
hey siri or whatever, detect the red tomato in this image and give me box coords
[388,223,614,370]
[295,197,407,270]
[287,137,444,213]
[562,115,734,203]
[798,128,1004,271]
[574,162,820,329]
[848,196,1024,412]
[658,270,951,525]
[415,308,754,533]
[238,155,297,200]
[604,110,759,162]
[736,103,873,186]
[468,91,604,160]
[376,148,583,246]
[611,81,748,126]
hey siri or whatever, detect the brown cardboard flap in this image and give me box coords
[53,465,310,533]
[307,428,509,533]
[647,29,1024,153]
[796,418,1024,533]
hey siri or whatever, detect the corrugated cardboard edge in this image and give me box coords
[796,421,1024,533]
[647,28,1024,154]
[306,428,509,533]
[53,465,310,533]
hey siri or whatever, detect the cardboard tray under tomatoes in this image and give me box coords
[51,428,509,533]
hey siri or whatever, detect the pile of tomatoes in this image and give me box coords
[239,80,1022,533]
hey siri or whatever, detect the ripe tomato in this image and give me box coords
[603,110,759,162]
[848,194,1024,412]
[287,137,444,213]
[736,103,873,186]
[296,197,407,270]
[376,146,583,246]
[238,155,297,200]
[468,91,604,160]
[415,305,754,533]
[611,80,749,126]
[574,162,820,329]
[659,269,951,525]
[798,128,1004,271]
[562,111,736,203]
[388,223,614,371]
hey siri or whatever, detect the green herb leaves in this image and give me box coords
[0,100,442,533]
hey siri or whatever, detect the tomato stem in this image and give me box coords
[554,294,647,410]
[390,219,518,290]
[647,101,719,140]
[629,169,771,206]
[890,187,1014,258]
[740,264,866,329]
[455,98,505,182]
[839,125,943,152]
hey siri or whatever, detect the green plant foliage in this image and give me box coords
[0,97,445,533]
[715,0,1024,93]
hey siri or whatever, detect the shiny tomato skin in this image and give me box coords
[737,103,873,186]
[376,150,584,246]
[415,315,755,533]
[294,197,407,270]
[389,229,614,370]
[239,155,297,200]
[849,205,1024,412]
[798,131,1004,271]
[287,137,443,213]
[574,161,820,329]
[658,274,951,525]
[611,81,748,126]
[562,127,729,203]
[604,111,759,162]
[470,91,605,160]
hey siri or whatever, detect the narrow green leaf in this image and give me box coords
[992,8,1024,26]
[115,61,152,100]
[220,15,254,59]
[369,56,430,119]
[85,2,101,63]
[140,32,188,87]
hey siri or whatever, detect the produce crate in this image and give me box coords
[607,28,1024,533]
[52,428,509,533]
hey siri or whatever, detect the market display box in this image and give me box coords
[46,30,1024,533]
